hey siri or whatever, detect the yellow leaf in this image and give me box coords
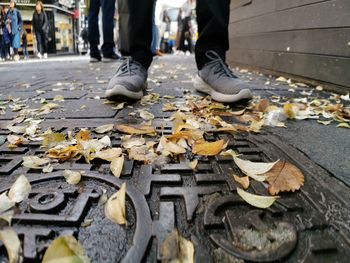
[104,183,127,225]
[337,123,350,129]
[22,156,51,169]
[116,124,156,135]
[236,188,279,209]
[53,95,65,101]
[0,228,22,263]
[8,175,31,203]
[283,103,299,119]
[76,130,91,142]
[192,139,225,156]
[42,235,90,263]
[42,133,65,148]
[139,110,155,120]
[158,137,186,155]
[189,159,198,170]
[0,192,14,213]
[160,229,194,263]
[94,124,114,134]
[110,156,124,178]
[121,137,146,149]
[63,170,82,185]
[233,175,250,189]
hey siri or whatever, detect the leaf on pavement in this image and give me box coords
[264,160,305,195]
[94,124,114,134]
[116,124,156,135]
[93,148,122,162]
[189,159,198,170]
[237,187,279,208]
[104,183,127,225]
[110,156,124,178]
[63,170,82,185]
[192,139,225,156]
[0,192,14,213]
[42,133,66,148]
[160,229,194,263]
[42,235,90,263]
[233,175,250,189]
[76,129,91,142]
[22,156,51,169]
[8,175,31,203]
[157,137,186,155]
[0,228,22,263]
[139,110,155,120]
[337,123,350,129]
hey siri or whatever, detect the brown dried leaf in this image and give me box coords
[192,139,225,156]
[233,175,250,189]
[264,160,305,195]
[116,124,156,135]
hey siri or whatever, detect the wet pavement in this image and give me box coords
[0,55,350,262]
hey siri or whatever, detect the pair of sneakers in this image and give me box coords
[106,51,252,103]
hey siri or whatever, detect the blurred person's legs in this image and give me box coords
[106,0,153,100]
[35,32,43,57]
[88,0,101,61]
[101,0,118,60]
[151,1,162,56]
[43,33,48,58]
[193,0,252,103]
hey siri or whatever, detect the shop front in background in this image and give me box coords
[0,0,75,54]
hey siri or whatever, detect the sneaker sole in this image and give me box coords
[193,75,253,103]
[102,57,119,63]
[105,84,146,101]
[90,58,101,63]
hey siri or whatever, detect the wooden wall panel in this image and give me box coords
[228,0,350,88]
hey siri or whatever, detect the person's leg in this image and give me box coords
[117,0,154,69]
[88,0,101,59]
[35,32,43,55]
[195,0,230,70]
[101,0,116,57]
[43,32,48,54]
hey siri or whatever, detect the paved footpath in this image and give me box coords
[0,55,349,262]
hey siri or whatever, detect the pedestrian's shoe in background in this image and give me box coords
[90,55,102,63]
[14,55,20,62]
[193,50,252,103]
[37,53,42,59]
[106,57,147,100]
[43,53,48,59]
[102,53,120,62]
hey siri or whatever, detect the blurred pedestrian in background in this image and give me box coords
[32,1,48,59]
[151,1,163,57]
[87,0,119,62]
[7,0,22,61]
[178,0,195,54]
[174,8,183,52]
[80,27,89,50]
[0,5,7,61]
[21,28,28,59]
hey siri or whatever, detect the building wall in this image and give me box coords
[227,0,350,88]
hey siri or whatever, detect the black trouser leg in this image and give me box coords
[35,32,43,54]
[195,0,231,70]
[101,0,116,56]
[117,0,154,69]
[88,0,101,57]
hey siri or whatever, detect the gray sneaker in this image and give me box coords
[193,51,252,103]
[106,58,147,100]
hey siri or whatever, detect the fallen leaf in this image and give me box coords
[0,192,14,213]
[264,160,305,195]
[233,175,250,189]
[158,137,186,155]
[47,145,80,162]
[237,187,278,208]
[42,235,89,263]
[0,210,14,225]
[76,129,91,142]
[121,137,146,149]
[189,159,198,170]
[104,183,127,225]
[8,175,31,203]
[160,229,194,263]
[110,156,124,178]
[53,95,65,101]
[0,228,22,263]
[7,125,26,134]
[63,170,82,185]
[7,135,25,146]
[249,119,265,133]
[94,124,114,134]
[93,148,122,162]
[22,156,51,169]
[192,139,225,156]
[116,124,156,135]
[337,123,350,129]
[139,110,155,120]
[42,133,65,148]
[317,120,332,125]
[255,99,270,112]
